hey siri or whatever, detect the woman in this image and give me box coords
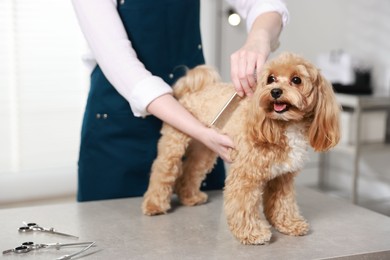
[72,0,289,201]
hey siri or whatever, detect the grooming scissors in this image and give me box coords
[18,222,79,238]
[2,241,95,255]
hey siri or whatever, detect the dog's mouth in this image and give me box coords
[273,101,290,113]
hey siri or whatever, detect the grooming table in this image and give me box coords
[1,187,390,259]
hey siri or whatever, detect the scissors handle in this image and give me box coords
[2,245,31,254]
[18,226,30,232]
[19,222,41,232]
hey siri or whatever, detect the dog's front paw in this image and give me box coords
[235,225,272,245]
[229,220,272,245]
[142,193,171,216]
[274,218,309,236]
[179,191,208,206]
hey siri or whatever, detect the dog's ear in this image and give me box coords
[308,71,341,151]
[247,94,285,146]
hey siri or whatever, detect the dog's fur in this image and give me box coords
[142,52,340,245]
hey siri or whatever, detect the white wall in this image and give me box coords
[0,0,86,205]
[277,0,390,94]
[200,0,221,68]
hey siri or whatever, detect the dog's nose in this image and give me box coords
[271,88,283,99]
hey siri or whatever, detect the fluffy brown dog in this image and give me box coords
[142,52,340,245]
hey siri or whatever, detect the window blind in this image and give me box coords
[0,0,88,203]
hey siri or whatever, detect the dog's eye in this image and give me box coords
[291,76,302,85]
[267,75,276,84]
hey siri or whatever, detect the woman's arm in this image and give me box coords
[230,11,283,97]
[71,0,172,117]
[147,94,235,162]
[228,0,289,97]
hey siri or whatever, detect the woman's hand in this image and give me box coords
[230,12,283,98]
[197,127,234,163]
[230,40,269,98]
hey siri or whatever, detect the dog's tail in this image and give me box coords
[173,65,221,99]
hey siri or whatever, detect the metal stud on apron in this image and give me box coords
[77,0,225,201]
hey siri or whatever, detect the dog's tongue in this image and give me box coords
[274,103,287,112]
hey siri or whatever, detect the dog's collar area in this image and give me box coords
[273,102,289,113]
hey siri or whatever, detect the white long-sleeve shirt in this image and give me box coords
[72,0,289,117]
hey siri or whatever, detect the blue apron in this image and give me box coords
[77,0,225,202]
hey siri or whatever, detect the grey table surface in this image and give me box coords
[1,187,390,260]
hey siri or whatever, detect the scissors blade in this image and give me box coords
[2,248,15,254]
[43,229,79,239]
[56,242,96,260]
[47,242,96,250]
[210,92,240,128]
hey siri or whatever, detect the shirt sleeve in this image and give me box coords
[71,0,172,117]
[226,0,289,31]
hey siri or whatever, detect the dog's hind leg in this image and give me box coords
[175,140,218,206]
[263,172,309,236]
[142,125,191,216]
